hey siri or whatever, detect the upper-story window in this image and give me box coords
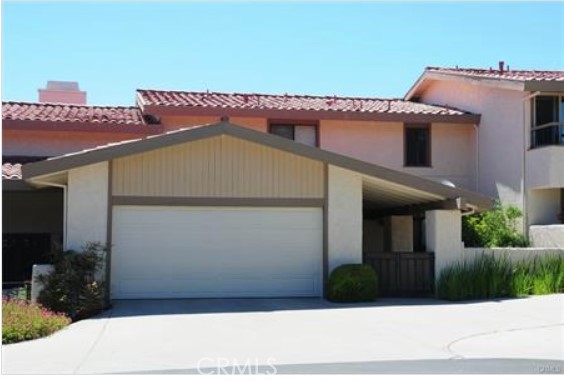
[404,124,431,167]
[531,95,564,148]
[269,122,318,147]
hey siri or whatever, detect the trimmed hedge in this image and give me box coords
[328,264,378,302]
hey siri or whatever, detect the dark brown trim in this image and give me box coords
[2,119,163,135]
[112,196,325,207]
[322,163,329,297]
[105,160,113,304]
[403,123,432,168]
[2,179,35,191]
[23,121,493,211]
[142,104,481,125]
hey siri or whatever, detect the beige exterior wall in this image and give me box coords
[419,80,527,209]
[112,135,324,198]
[319,120,477,190]
[327,165,363,273]
[67,162,109,250]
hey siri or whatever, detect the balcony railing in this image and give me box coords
[531,122,564,149]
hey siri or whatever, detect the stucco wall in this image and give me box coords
[327,165,363,273]
[425,209,463,277]
[319,120,477,190]
[463,247,564,262]
[67,162,109,250]
[2,130,148,157]
[526,146,564,190]
[420,80,527,208]
[527,188,561,225]
[529,225,564,248]
[160,115,267,133]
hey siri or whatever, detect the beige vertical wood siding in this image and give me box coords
[112,136,324,198]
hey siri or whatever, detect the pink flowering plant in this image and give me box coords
[2,298,70,344]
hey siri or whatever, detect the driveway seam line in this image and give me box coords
[73,308,114,374]
[445,322,564,359]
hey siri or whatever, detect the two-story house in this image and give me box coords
[406,64,564,245]
[3,81,485,295]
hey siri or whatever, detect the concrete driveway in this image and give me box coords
[2,295,563,374]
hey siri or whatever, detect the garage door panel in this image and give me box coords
[111,206,323,299]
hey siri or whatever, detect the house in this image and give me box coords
[3,81,485,295]
[405,64,564,245]
[5,63,563,299]
[21,121,491,298]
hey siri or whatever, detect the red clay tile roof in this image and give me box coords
[2,101,146,125]
[2,157,48,180]
[137,89,473,116]
[426,67,564,82]
[2,163,22,180]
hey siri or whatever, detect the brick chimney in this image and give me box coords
[38,81,87,104]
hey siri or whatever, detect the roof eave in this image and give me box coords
[141,104,480,124]
[2,119,163,134]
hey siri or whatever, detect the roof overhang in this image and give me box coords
[23,121,494,212]
[140,104,481,125]
[406,71,564,100]
[405,72,526,100]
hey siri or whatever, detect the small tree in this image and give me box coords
[38,242,107,320]
[462,202,528,248]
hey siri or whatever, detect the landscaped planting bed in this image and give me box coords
[437,254,564,301]
[2,298,71,344]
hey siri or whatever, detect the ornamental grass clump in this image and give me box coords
[438,253,564,301]
[2,298,70,344]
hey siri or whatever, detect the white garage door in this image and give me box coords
[111,206,323,299]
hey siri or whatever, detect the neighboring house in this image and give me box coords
[405,64,564,244]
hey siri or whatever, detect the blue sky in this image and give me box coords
[2,1,563,105]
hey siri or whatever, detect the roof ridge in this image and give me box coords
[136,88,405,102]
[427,66,564,74]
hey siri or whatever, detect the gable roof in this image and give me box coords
[137,89,480,124]
[23,121,493,211]
[406,66,564,99]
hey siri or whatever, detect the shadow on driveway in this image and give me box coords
[102,296,524,318]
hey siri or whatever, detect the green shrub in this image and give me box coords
[2,299,70,344]
[328,264,377,302]
[38,242,107,321]
[462,202,528,248]
[438,253,564,301]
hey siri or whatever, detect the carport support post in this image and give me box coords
[425,210,463,291]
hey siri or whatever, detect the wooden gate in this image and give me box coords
[363,252,435,297]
